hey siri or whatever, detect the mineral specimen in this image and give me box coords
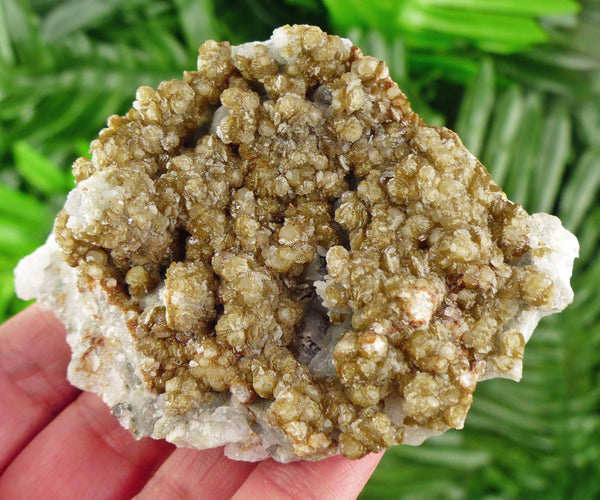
[15,25,578,462]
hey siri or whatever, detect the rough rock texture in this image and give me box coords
[15,25,578,462]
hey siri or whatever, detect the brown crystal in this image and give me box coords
[53,25,554,459]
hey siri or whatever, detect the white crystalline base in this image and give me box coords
[14,209,578,461]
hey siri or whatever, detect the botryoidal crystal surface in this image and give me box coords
[15,25,578,462]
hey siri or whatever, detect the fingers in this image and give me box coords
[0,305,80,473]
[231,452,383,500]
[0,304,381,500]
[0,392,174,499]
[134,447,258,499]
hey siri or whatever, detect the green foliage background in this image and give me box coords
[1,0,599,497]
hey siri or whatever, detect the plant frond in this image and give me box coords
[324,0,577,53]
[454,58,495,158]
[559,147,600,232]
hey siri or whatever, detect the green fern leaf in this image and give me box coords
[454,58,495,158]
[559,147,600,232]
[13,141,70,195]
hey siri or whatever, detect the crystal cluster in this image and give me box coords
[15,25,578,462]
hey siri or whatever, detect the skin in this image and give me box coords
[0,305,382,499]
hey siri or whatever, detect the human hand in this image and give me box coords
[0,305,382,499]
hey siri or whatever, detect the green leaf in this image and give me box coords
[41,0,122,42]
[576,103,600,147]
[0,215,41,256]
[559,147,600,232]
[575,235,600,292]
[173,0,218,49]
[481,85,525,186]
[325,0,577,53]
[417,0,580,17]
[0,183,51,226]
[23,90,128,146]
[0,0,15,64]
[408,53,483,85]
[0,274,15,319]
[454,58,495,158]
[1,0,47,65]
[327,0,400,39]
[0,254,18,273]
[497,55,594,98]
[568,7,600,57]
[531,102,572,214]
[400,5,548,50]
[503,91,544,207]
[385,443,491,470]
[75,139,92,158]
[525,46,600,72]
[13,141,70,195]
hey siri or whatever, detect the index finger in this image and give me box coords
[231,452,383,500]
[0,305,80,473]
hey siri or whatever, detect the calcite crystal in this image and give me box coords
[15,25,578,462]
